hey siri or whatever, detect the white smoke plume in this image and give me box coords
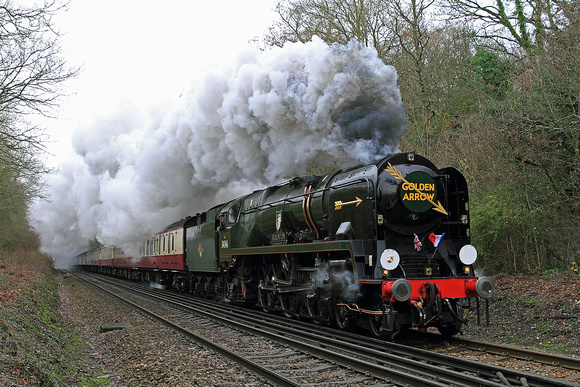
[316,264,360,302]
[31,38,407,268]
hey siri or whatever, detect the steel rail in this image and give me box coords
[197,293,580,387]
[78,272,579,387]
[75,272,447,386]
[74,273,302,387]
[450,337,580,371]
[129,282,576,387]
[196,302,574,387]
[79,273,501,386]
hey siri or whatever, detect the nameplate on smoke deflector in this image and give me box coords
[270,232,287,245]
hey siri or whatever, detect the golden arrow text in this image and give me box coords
[384,163,448,215]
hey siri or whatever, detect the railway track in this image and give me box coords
[74,271,579,386]
[443,337,580,376]
[74,271,428,386]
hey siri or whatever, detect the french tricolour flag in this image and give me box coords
[429,232,445,247]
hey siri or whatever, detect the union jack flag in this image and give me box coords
[413,234,423,251]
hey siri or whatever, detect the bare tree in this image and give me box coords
[0,0,77,192]
[386,0,435,89]
[262,0,398,59]
[0,1,76,115]
[438,0,569,55]
[1,0,77,250]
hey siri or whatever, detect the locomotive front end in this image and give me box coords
[216,151,493,340]
[373,152,494,337]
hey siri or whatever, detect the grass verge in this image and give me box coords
[0,249,85,386]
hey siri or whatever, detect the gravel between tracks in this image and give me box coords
[50,271,580,385]
[58,273,265,386]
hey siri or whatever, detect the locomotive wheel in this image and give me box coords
[208,277,221,300]
[258,263,276,312]
[277,264,299,318]
[334,303,355,331]
[188,277,196,295]
[258,286,275,312]
[368,294,395,340]
[279,292,300,318]
[306,291,331,325]
[195,275,211,298]
[176,277,188,294]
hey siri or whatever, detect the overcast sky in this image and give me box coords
[45,0,277,166]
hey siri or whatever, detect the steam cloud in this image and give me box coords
[31,38,407,267]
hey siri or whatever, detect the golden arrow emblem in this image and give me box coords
[334,197,363,210]
[384,163,448,215]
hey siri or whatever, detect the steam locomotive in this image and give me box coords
[75,152,494,340]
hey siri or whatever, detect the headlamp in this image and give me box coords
[459,244,477,265]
